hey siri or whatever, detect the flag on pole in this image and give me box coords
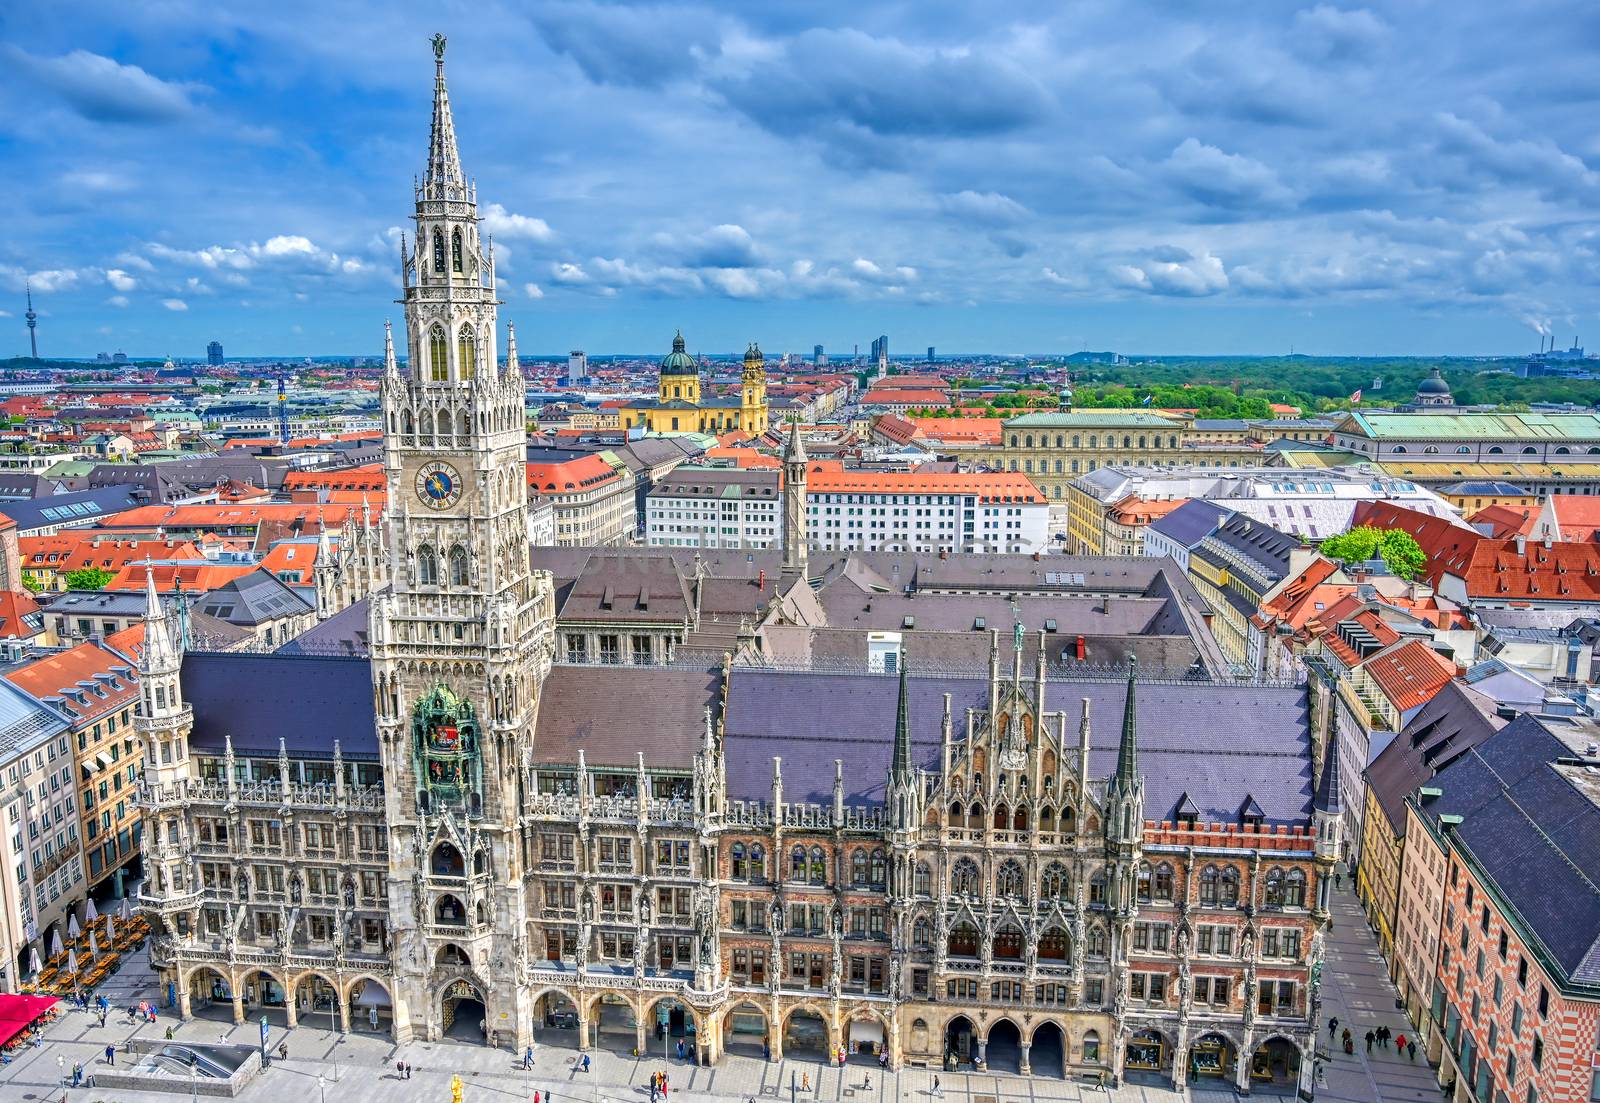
[1350,388,1362,404]
[1141,394,1153,405]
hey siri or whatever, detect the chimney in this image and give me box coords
[1515,534,1526,556]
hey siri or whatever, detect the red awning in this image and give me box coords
[0,993,57,1047]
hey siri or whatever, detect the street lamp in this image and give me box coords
[317,1074,326,1103]
[189,1052,198,1103]
[327,992,340,1082]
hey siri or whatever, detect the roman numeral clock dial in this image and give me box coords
[416,460,464,510]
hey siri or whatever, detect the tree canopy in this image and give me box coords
[63,566,115,591]
[1318,526,1427,580]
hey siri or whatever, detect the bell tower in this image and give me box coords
[370,33,554,1050]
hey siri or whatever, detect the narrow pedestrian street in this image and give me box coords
[1313,870,1442,1103]
[1,875,1443,1103]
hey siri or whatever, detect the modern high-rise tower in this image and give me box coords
[367,33,555,1046]
[24,284,37,359]
[207,341,224,366]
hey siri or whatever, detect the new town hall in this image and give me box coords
[136,38,1334,1096]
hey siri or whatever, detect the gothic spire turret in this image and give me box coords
[1115,654,1139,786]
[782,420,808,577]
[142,563,176,669]
[425,33,465,197]
[891,651,913,783]
[505,322,519,375]
[383,319,399,377]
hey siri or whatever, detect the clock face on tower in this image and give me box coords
[415,461,464,510]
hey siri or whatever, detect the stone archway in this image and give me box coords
[643,995,701,1062]
[1029,1021,1067,1079]
[183,965,234,1022]
[843,1009,889,1066]
[1123,1026,1172,1082]
[292,971,342,1032]
[239,967,289,1027]
[1188,1031,1237,1085]
[1250,1035,1303,1095]
[783,1006,830,1060]
[721,1001,771,1060]
[439,978,488,1044]
[985,1018,1024,1073]
[347,976,394,1036]
[944,1014,977,1070]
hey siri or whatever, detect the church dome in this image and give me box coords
[659,331,698,376]
[1416,367,1450,395]
[743,342,763,367]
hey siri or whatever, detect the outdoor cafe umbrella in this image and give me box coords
[118,897,131,922]
[28,946,41,977]
[86,930,97,958]
[104,914,116,943]
[85,898,98,923]
[49,930,63,958]
[65,950,77,976]
[67,914,80,940]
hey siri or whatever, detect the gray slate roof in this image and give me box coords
[1365,679,1505,835]
[722,667,1313,822]
[182,651,378,760]
[1415,713,1600,985]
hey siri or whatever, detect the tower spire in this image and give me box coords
[506,321,519,375]
[1115,654,1139,785]
[383,320,398,376]
[426,33,465,196]
[782,420,809,577]
[891,649,912,783]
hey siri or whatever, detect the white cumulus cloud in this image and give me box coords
[161,298,188,311]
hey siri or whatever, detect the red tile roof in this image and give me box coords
[1364,639,1456,713]
[1469,504,1537,539]
[0,591,43,641]
[525,454,621,493]
[1543,495,1600,541]
[5,636,142,725]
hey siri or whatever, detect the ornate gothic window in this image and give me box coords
[1284,869,1306,908]
[1088,924,1107,956]
[433,230,445,273]
[429,325,449,382]
[457,325,477,380]
[747,844,764,882]
[994,925,1023,959]
[1040,927,1070,961]
[951,858,980,896]
[1220,867,1240,906]
[731,842,746,879]
[851,849,868,885]
[451,228,463,272]
[947,922,979,957]
[1137,862,1153,902]
[1200,866,1219,905]
[912,918,932,949]
[1264,868,1285,907]
[1089,869,1107,905]
[869,848,887,885]
[913,861,932,895]
[997,859,1024,898]
[1154,863,1174,901]
[448,545,469,588]
[1041,862,1071,901]
[789,846,805,881]
[808,846,826,885]
[416,545,438,586]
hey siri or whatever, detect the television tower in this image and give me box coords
[24,283,37,358]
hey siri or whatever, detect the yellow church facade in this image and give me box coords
[616,332,770,435]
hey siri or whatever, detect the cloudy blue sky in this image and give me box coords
[4,0,1599,358]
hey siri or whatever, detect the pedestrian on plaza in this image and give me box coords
[581,1054,591,1073]
[396,1060,404,1079]
[278,1043,289,1062]
[676,1039,684,1060]
[1407,1041,1417,1061]
[408,1062,415,1079]
[801,1072,811,1092]
[1396,1033,1406,1053]
[524,1046,534,1070]
[864,1072,871,1090]
[533,1092,541,1103]
[1344,1036,1353,1055]
[104,1044,115,1067]
[99,1009,106,1027]
[1335,872,1342,890]
[1328,1017,1339,1039]
[933,1073,943,1097]
[1364,1030,1374,1053]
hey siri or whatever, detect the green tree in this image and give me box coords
[62,566,115,591]
[19,575,41,594]
[1318,526,1426,580]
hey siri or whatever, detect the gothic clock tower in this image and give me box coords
[369,34,554,1048]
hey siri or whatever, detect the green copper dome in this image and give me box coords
[659,331,698,376]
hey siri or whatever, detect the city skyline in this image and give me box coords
[5,1,1600,358]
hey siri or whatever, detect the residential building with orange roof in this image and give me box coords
[282,465,387,495]
[1532,493,1600,542]
[806,469,1049,554]
[1102,495,1192,557]
[104,560,258,593]
[525,453,635,546]
[857,388,951,414]
[5,630,145,895]
[908,417,1005,448]
[1467,502,1538,539]
[0,591,44,642]
[19,533,206,592]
